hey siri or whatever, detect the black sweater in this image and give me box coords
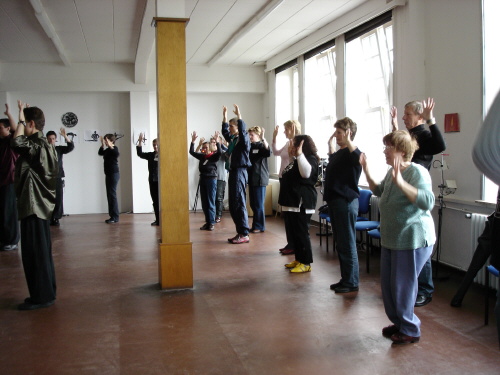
[323,147,362,202]
[409,124,446,170]
[98,146,119,175]
[189,143,221,178]
[136,146,158,182]
[278,154,318,209]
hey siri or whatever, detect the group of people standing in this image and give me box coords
[190,105,272,243]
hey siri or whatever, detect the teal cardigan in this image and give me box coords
[373,163,436,250]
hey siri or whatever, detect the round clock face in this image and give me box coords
[61,112,78,127]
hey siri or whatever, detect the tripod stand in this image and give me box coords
[433,154,451,280]
[192,180,200,212]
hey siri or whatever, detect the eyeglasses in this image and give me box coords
[383,145,395,151]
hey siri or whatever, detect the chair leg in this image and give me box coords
[319,219,323,246]
[485,268,490,326]
[326,222,329,253]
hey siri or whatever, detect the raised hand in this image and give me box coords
[391,154,404,188]
[233,104,241,119]
[273,125,279,141]
[344,128,353,148]
[261,127,265,139]
[296,140,304,156]
[359,152,368,169]
[4,103,10,116]
[422,97,435,121]
[191,131,198,143]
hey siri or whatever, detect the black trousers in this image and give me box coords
[105,172,120,221]
[216,180,226,218]
[149,180,159,222]
[20,215,56,304]
[452,215,493,304]
[52,177,64,220]
[0,183,19,246]
[287,209,313,265]
[228,168,249,235]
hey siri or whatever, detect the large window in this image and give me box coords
[345,17,393,183]
[305,42,336,158]
[274,11,393,182]
[274,61,299,174]
[482,0,499,203]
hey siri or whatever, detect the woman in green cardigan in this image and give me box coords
[360,130,435,345]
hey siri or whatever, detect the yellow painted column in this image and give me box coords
[154,18,192,289]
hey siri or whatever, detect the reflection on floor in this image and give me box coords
[0,212,498,374]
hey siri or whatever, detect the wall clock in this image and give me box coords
[61,112,78,127]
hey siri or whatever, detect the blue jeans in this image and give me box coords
[328,197,359,288]
[105,172,120,221]
[381,245,433,337]
[417,257,434,297]
[249,185,266,231]
[199,177,217,225]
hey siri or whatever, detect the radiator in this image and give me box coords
[470,213,499,290]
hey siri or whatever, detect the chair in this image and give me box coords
[357,189,373,222]
[484,265,499,325]
[318,212,335,253]
[366,228,381,274]
[355,218,380,273]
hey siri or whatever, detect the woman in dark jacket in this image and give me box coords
[248,126,271,233]
[190,131,221,231]
[324,117,362,293]
[98,134,120,224]
[136,132,159,226]
[279,135,319,273]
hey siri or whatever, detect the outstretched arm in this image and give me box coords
[4,103,17,132]
[390,106,398,132]
[359,153,378,192]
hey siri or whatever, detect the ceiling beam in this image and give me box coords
[135,0,156,84]
[29,0,71,66]
[207,0,285,67]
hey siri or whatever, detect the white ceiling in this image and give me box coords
[0,0,368,68]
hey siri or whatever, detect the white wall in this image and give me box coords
[7,91,133,216]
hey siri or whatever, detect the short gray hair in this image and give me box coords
[404,101,423,115]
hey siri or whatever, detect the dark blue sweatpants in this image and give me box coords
[228,168,249,235]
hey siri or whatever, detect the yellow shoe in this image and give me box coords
[290,263,311,273]
[285,260,300,269]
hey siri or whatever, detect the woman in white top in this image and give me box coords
[272,120,301,255]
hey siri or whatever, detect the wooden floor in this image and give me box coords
[0,212,499,374]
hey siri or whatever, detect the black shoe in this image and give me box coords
[50,219,60,226]
[334,286,359,293]
[151,221,159,226]
[330,281,343,290]
[450,296,462,307]
[18,300,55,311]
[200,223,214,231]
[105,219,119,224]
[415,295,432,307]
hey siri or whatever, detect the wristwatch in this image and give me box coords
[426,117,436,125]
[18,120,26,126]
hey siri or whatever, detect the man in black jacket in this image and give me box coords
[46,128,74,226]
[221,105,251,244]
[392,97,446,307]
[136,133,159,226]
